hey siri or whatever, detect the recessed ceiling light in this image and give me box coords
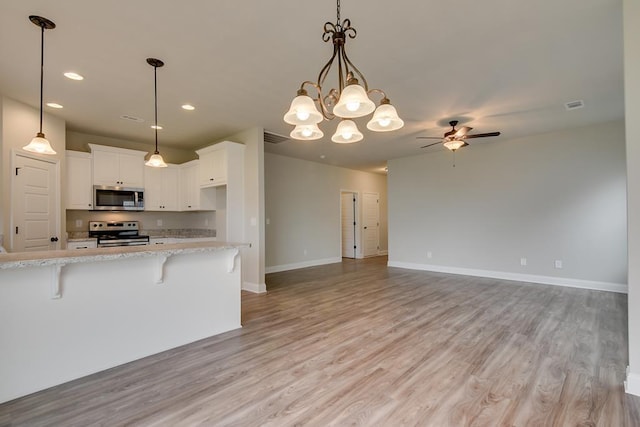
[182,104,195,111]
[151,125,163,130]
[64,72,84,81]
[46,102,63,109]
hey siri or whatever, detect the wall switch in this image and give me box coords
[75,219,83,228]
[303,249,307,256]
[250,217,257,227]
[520,257,527,266]
[555,260,563,269]
[266,218,270,225]
[427,251,432,259]
[157,219,163,227]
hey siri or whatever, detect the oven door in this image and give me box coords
[97,237,150,248]
[93,186,144,211]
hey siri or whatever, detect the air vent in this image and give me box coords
[120,114,144,123]
[565,100,584,111]
[264,131,289,144]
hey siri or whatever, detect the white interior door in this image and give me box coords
[363,192,379,257]
[12,154,59,252]
[341,192,356,258]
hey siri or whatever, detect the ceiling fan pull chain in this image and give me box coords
[452,151,456,168]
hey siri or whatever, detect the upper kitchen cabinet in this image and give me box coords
[66,151,93,210]
[144,164,179,211]
[89,144,146,188]
[195,141,245,188]
[179,160,216,211]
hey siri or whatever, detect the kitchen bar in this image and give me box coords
[0,240,248,404]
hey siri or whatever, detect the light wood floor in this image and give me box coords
[2,256,639,426]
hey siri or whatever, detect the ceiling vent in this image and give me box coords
[264,131,289,144]
[120,114,144,122]
[565,100,584,111]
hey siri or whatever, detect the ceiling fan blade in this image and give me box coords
[464,131,501,139]
[420,141,442,148]
[416,136,444,139]
[454,126,472,137]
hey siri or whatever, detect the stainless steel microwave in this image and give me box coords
[93,185,144,211]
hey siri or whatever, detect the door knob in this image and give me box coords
[50,237,59,242]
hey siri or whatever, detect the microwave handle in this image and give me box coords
[135,191,139,206]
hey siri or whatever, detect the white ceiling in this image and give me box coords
[0,0,623,174]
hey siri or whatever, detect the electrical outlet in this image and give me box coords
[520,257,527,266]
[266,218,270,225]
[157,219,163,227]
[75,219,83,228]
[204,218,208,226]
[555,260,563,269]
[303,249,307,256]
[427,251,432,259]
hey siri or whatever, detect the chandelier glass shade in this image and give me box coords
[145,58,168,168]
[290,123,324,141]
[284,0,403,141]
[331,119,363,143]
[23,15,57,155]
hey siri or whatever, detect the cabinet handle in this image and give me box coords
[209,178,214,181]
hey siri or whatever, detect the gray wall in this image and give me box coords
[624,0,640,392]
[388,120,627,289]
[265,152,388,271]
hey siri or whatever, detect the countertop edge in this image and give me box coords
[0,241,249,270]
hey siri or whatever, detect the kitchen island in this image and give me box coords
[0,241,248,404]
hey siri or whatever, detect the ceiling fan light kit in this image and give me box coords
[23,15,57,155]
[284,0,403,142]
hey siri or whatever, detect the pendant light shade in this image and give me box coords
[331,119,363,143]
[290,123,324,141]
[366,101,404,132]
[145,58,168,168]
[284,92,323,125]
[23,15,57,155]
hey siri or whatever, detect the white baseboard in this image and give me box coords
[378,250,388,256]
[387,261,627,294]
[266,257,342,274]
[242,281,266,293]
[625,367,640,396]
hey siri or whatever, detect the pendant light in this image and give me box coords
[145,58,168,168]
[23,15,57,155]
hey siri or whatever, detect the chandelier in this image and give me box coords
[284,0,403,143]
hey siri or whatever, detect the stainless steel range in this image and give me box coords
[89,221,150,248]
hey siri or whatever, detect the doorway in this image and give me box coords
[340,191,358,258]
[11,152,60,252]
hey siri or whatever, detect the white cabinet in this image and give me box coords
[179,160,216,211]
[67,240,97,250]
[196,143,231,187]
[66,151,93,210]
[89,144,146,187]
[144,165,179,211]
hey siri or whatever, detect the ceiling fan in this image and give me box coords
[417,120,501,152]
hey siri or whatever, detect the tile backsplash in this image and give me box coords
[66,210,216,234]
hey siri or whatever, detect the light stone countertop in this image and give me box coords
[0,240,248,270]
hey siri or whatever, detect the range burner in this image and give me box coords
[89,221,150,247]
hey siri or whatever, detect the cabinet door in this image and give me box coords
[162,167,180,211]
[180,162,200,210]
[144,167,163,211]
[66,152,93,210]
[119,153,144,187]
[198,149,227,187]
[93,150,121,186]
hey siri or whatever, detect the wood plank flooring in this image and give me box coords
[2,256,640,426]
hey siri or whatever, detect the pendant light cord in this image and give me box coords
[38,24,44,135]
[154,64,159,154]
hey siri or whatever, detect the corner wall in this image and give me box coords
[388,120,627,292]
[265,153,388,272]
[624,0,640,396]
